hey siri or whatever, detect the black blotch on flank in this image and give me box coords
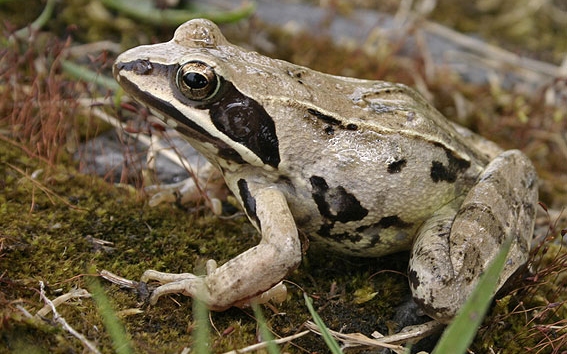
[378,215,412,228]
[408,269,420,289]
[355,215,412,232]
[207,81,280,168]
[237,179,260,229]
[431,161,452,183]
[354,215,413,248]
[430,147,471,183]
[310,176,368,224]
[318,223,364,244]
[387,159,407,174]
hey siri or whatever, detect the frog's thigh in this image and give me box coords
[409,150,538,323]
[143,187,302,310]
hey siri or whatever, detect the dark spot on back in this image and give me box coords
[307,108,359,132]
[307,108,341,126]
[387,159,407,174]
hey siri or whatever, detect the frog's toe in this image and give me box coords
[140,269,199,284]
[245,281,288,306]
[139,269,204,304]
[147,277,207,305]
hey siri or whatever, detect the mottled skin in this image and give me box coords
[113,19,538,323]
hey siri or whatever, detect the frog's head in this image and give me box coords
[113,19,280,171]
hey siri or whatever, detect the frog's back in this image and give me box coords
[224,50,489,167]
[236,76,488,256]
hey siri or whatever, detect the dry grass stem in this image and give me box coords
[305,320,444,352]
[220,330,310,354]
[37,281,101,354]
[35,288,91,318]
[7,163,87,211]
[100,269,139,290]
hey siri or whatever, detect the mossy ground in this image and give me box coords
[1,0,566,353]
[0,137,411,353]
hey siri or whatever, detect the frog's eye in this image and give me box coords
[177,61,219,101]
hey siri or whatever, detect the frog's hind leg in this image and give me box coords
[408,150,538,323]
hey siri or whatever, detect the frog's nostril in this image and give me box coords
[131,59,153,75]
[114,59,153,76]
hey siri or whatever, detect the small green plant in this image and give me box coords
[252,303,281,354]
[304,292,343,354]
[433,235,514,353]
[192,298,210,354]
[87,268,134,354]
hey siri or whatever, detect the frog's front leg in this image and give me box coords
[141,187,302,311]
[409,150,538,323]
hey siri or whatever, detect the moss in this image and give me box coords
[0,137,414,352]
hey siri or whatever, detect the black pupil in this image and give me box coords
[184,72,208,89]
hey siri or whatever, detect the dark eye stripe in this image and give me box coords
[202,81,280,168]
[119,75,247,165]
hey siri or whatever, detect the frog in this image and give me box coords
[112,18,538,324]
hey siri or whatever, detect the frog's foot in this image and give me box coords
[141,259,288,309]
[144,142,226,213]
[408,150,538,323]
[141,269,205,305]
[142,187,301,311]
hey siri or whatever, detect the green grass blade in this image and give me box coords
[251,303,280,354]
[303,293,343,353]
[87,270,134,354]
[61,60,121,91]
[100,0,255,26]
[432,235,513,354]
[192,298,210,354]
